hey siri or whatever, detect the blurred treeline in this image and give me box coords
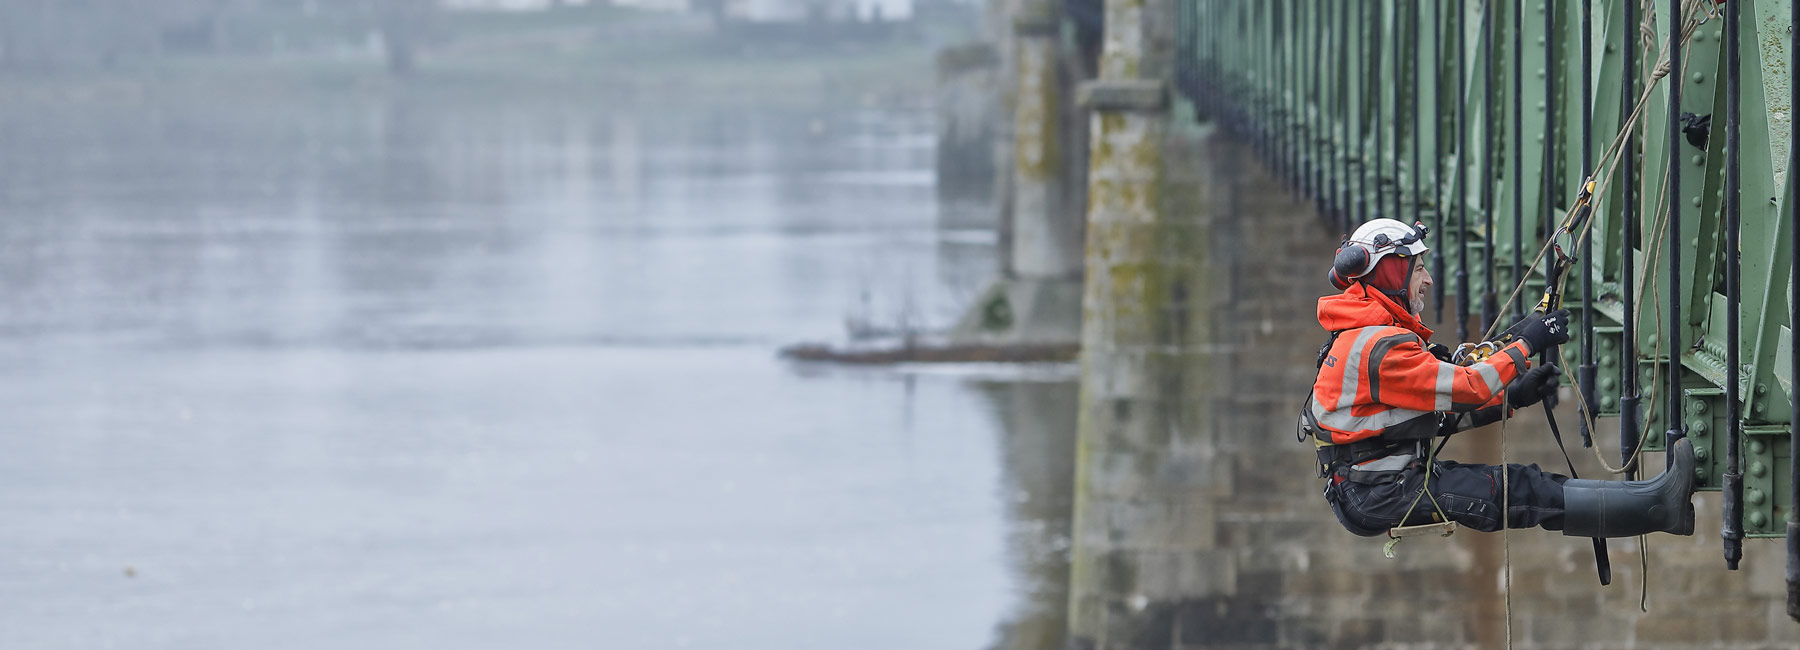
[0,0,443,75]
[0,0,974,104]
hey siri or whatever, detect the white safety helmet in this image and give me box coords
[1328,218,1430,291]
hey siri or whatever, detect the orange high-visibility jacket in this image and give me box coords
[1308,283,1534,445]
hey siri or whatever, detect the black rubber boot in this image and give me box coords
[1561,438,1697,538]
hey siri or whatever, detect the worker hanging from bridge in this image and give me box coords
[1301,218,1696,539]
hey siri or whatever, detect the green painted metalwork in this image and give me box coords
[1176,0,1797,541]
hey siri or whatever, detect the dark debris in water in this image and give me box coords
[779,342,1079,365]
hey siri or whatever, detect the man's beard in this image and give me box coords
[1410,297,1425,315]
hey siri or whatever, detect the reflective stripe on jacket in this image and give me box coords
[1310,283,1533,445]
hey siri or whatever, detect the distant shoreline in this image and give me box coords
[0,7,958,109]
[0,48,937,109]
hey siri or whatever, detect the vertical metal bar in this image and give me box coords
[1214,2,1225,127]
[1249,2,1259,152]
[1329,0,1343,228]
[1260,2,1272,164]
[1511,0,1523,325]
[1376,0,1386,222]
[1432,0,1446,321]
[1200,0,1211,121]
[1722,0,1743,571]
[1389,1,1404,225]
[1290,0,1301,188]
[1267,2,1278,167]
[1340,0,1353,231]
[1224,3,1237,133]
[1358,0,1371,225]
[1312,0,1323,202]
[1382,1,1393,221]
[1482,0,1498,333]
[1218,0,1228,124]
[1274,0,1288,174]
[1309,0,1322,204]
[1287,0,1299,189]
[1220,0,1229,122]
[1279,0,1291,186]
[1543,0,1558,249]
[1270,2,1280,167]
[1541,0,1559,379]
[1549,0,1610,587]
[1298,0,1308,199]
[1456,0,1471,342]
[1620,0,1641,477]
[1370,0,1381,221]
[1195,0,1206,120]
[1577,0,1597,445]
[1664,0,1683,463]
[1390,2,1401,225]
[1411,0,1422,232]
[1788,0,1800,620]
[1276,0,1285,176]
[1221,0,1230,122]
[1307,0,1320,206]
[1295,0,1306,194]
[1177,0,1188,112]
[1200,0,1209,118]
[1241,2,1250,141]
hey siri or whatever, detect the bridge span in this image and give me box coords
[986,0,1800,644]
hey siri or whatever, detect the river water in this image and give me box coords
[0,99,1075,650]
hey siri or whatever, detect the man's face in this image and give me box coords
[1408,255,1432,315]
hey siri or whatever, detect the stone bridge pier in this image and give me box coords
[948,0,1089,347]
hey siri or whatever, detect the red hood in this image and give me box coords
[1317,283,1434,340]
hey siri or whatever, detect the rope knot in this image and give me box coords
[1651,59,1672,81]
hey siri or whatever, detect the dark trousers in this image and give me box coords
[1325,460,1569,536]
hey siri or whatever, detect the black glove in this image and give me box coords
[1511,309,1572,354]
[1439,404,1507,435]
[1427,343,1453,362]
[1507,363,1562,409]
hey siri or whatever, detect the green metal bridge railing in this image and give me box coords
[1177,0,1800,613]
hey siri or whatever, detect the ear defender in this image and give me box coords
[1330,243,1372,290]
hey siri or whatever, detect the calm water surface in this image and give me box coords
[0,99,1073,650]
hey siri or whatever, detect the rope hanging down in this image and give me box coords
[1443,0,1717,611]
[1481,0,1715,345]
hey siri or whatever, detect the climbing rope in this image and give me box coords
[1501,383,1512,650]
[1536,0,1711,480]
[1461,0,1713,622]
[1478,0,1711,418]
[1479,0,1713,346]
